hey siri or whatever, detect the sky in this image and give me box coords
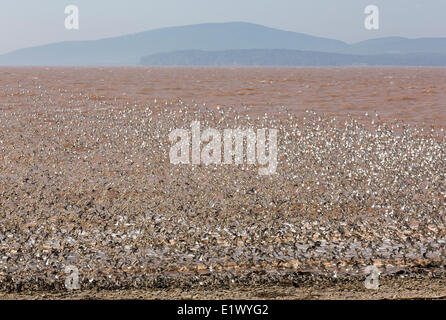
[0,0,445,54]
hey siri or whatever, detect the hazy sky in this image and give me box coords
[1,0,445,54]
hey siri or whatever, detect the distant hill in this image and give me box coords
[0,22,348,66]
[141,49,446,66]
[1,22,446,66]
[348,37,446,55]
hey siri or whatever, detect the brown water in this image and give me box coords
[0,67,446,125]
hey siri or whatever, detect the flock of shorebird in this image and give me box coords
[0,93,444,291]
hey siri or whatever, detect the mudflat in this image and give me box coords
[0,67,444,299]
